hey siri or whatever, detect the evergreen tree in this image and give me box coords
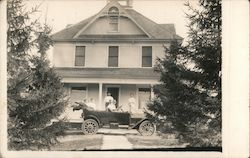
[7,0,68,150]
[148,0,221,147]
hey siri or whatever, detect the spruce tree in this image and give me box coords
[7,0,68,150]
[148,0,221,147]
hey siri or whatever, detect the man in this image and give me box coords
[104,92,114,110]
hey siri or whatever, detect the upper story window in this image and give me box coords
[75,46,85,66]
[108,7,119,32]
[108,46,118,67]
[142,46,152,67]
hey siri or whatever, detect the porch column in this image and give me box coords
[98,82,103,110]
[150,84,154,100]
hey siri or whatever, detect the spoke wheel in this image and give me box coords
[82,119,99,135]
[138,120,155,136]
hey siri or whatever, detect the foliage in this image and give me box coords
[7,0,68,150]
[147,0,221,147]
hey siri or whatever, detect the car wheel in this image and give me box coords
[82,119,99,135]
[138,120,155,136]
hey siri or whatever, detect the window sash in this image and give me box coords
[142,46,152,57]
[75,46,85,57]
[108,46,118,67]
[142,46,152,67]
[75,46,85,66]
[108,57,118,67]
[109,15,119,32]
[109,16,118,24]
[75,57,85,66]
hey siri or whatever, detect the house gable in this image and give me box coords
[73,1,151,39]
[80,16,147,36]
[51,1,183,42]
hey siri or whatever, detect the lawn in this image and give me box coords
[51,134,103,151]
[126,134,185,149]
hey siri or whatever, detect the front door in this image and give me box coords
[107,87,119,108]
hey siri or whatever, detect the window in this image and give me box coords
[68,86,87,119]
[70,87,87,104]
[108,46,118,67]
[142,46,152,67]
[75,46,85,66]
[108,7,119,15]
[138,88,151,109]
[109,16,118,32]
[108,7,119,32]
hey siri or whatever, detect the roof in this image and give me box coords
[55,67,160,79]
[51,2,183,42]
[51,14,96,41]
[125,9,176,39]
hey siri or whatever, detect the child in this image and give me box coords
[107,100,116,112]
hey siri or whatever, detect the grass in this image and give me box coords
[126,135,184,149]
[51,134,103,151]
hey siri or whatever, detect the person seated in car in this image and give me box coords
[87,98,96,110]
[73,99,94,111]
[104,92,114,110]
[107,100,117,112]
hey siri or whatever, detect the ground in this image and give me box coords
[50,128,185,151]
[51,135,103,151]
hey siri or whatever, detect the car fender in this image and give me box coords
[84,115,101,126]
[131,118,150,129]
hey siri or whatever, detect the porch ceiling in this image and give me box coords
[54,67,160,79]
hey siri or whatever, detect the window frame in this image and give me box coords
[75,46,86,67]
[108,6,119,32]
[141,46,152,67]
[108,46,119,67]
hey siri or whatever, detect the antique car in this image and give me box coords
[72,102,155,136]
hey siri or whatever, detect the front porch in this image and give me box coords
[64,82,155,115]
[55,67,160,120]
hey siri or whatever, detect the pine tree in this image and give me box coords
[7,0,68,150]
[148,0,221,147]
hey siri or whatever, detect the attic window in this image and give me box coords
[108,7,119,32]
[108,7,119,16]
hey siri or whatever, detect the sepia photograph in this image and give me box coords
[0,0,249,157]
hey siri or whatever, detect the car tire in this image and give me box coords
[138,120,155,136]
[82,119,99,135]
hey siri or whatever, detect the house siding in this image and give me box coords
[86,45,108,67]
[53,43,167,68]
[53,43,75,67]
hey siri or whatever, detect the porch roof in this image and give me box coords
[54,67,160,80]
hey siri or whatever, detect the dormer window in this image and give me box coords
[108,7,119,32]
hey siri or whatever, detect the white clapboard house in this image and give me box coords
[52,0,182,120]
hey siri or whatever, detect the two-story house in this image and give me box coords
[52,0,182,120]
